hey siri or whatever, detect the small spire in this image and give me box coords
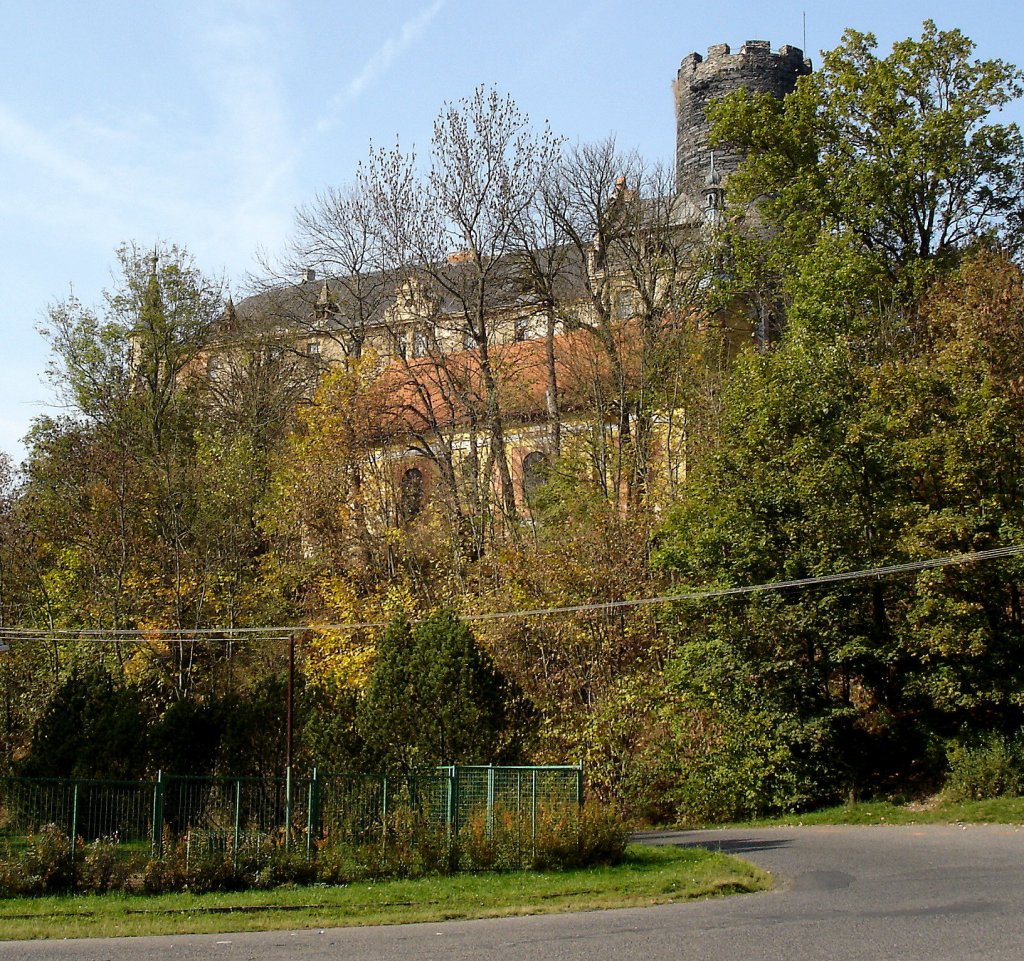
[705,150,722,187]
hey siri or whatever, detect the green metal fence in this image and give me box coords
[0,765,582,861]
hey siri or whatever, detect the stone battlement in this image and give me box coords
[677,41,810,79]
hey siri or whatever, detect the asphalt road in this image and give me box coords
[3,824,1023,960]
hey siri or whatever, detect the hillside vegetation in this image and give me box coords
[1,23,1023,824]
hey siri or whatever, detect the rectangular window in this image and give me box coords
[614,290,635,320]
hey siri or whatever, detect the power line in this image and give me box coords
[0,545,1020,645]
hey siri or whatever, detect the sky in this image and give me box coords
[2,0,1023,464]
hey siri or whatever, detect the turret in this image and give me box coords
[674,41,811,199]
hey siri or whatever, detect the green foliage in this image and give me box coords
[358,612,512,772]
[297,684,363,773]
[654,249,1024,808]
[15,824,74,894]
[944,732,1024,801]
[150,679,288,778]
[18,666,149,780]
[710,21,1024,324]
[652,640,827,824]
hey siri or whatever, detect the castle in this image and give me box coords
[219,41,811,519]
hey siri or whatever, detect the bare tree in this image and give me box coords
[360,88,560,550]
[540,139,718,509]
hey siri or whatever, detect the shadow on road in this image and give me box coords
[634,833,793,855]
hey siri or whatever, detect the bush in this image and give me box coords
[22,824,76,894]
[944,732,1024,801]
[77,835,133,894]
[0,802,629,897]
[532,802,628,870]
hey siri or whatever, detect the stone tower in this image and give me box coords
[673,41,811,200]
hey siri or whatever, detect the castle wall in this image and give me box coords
[673,41,811,198]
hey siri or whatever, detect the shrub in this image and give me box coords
[21,824,76,894]
[77,835,132,894]
[532,802,628,870]
[0,800,629,896]
[944,732,1024,801]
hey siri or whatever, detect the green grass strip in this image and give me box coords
[723,794,1024,828]
[0,844,770,941]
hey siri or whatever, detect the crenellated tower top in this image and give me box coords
[673,40,811,199]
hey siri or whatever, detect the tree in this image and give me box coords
[26,244,292,703]
[42,243,223,448]
[538,139,719,509]
[18,665,148,780]
[358,611,512,773]
[652,248,1024,802]
[283,89,562,556]
[710,21,1024,320]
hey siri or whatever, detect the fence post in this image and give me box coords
[233,778,242,872]
[380,775,388,862]
[576,762,584,809]
[69,781,79,861]
[486,763,496,836]
[444,766,455,836]
[284,766,292,851]
[152,771,164,856]
[306,767,319,860]
[531,768,538,859]
[515,771,523,866]
[451,766,460,838]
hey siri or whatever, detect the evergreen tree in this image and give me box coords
[358,611,509,773]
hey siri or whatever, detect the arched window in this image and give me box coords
[521,451,548,503]
[400,467,425,519]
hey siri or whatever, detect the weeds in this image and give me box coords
[0,802,624,897]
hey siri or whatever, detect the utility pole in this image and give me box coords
[285,634,295,770]
[285,632,295,849]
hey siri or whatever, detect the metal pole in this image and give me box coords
[233,779,242,871]
[486,763,495,836]
[306,767,319,860]
[380,775,388,863]
[286,634,295,771]
[445,765,455,835]
[70,781,79,862]
[531,769,538,858]
[285,634,295,852]
[285,766,293,851]
[152,771,164,856]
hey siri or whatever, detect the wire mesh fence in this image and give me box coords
[0,765,583,862]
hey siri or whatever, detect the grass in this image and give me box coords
[0,844,770,941]
[719,794,1024,828]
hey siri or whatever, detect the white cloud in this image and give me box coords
[0,103,112,199]
[316,0,447,133]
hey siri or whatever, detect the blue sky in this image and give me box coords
[2,0,1023,463]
